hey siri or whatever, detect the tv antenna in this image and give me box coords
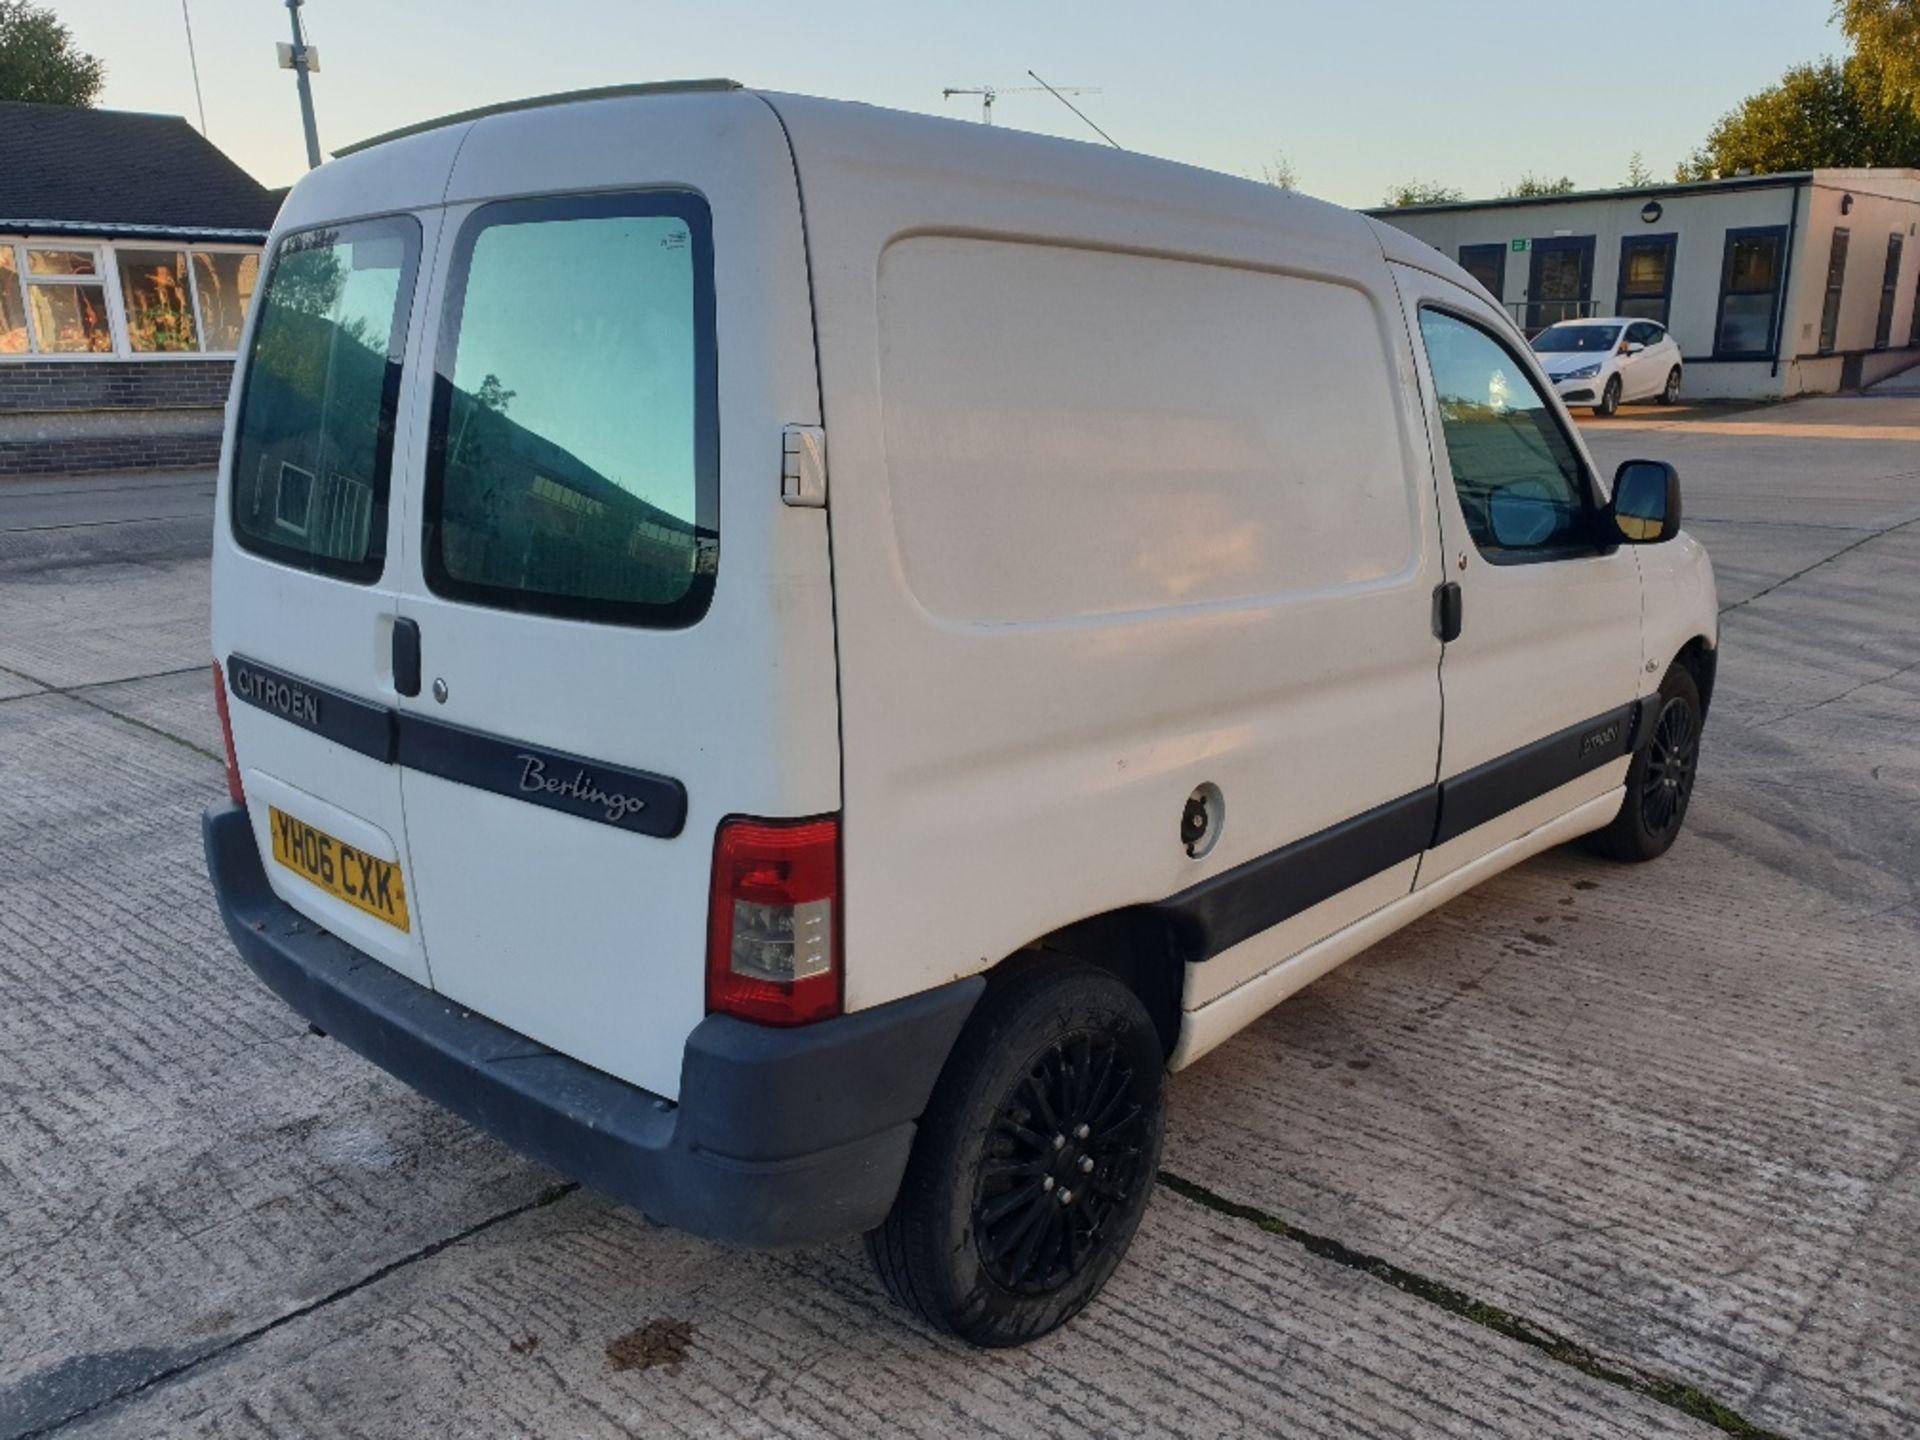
[943,77,1105,135]
[179,0,208,136]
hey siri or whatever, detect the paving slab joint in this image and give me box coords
[13,1181,580,1439]
[1156,1171,1790,1440]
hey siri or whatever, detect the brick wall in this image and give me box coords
[0,359,235,414]
[0,359,233,476]
[0,430,221,477]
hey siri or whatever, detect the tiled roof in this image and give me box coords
[0,102,280,235]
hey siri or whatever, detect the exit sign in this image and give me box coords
[1510,238,1529,252]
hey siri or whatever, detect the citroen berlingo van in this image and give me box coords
[204,80,1719,1347]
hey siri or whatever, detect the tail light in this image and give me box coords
[707,816,840,1026]
[211,660,246,806]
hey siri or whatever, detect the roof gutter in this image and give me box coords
[1364,171,1816,219]
[0,218,269,243]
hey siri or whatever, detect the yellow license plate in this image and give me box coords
[268,806,410,932]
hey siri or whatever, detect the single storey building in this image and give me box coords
[0,102,280,476]
[1370,170,1920,400]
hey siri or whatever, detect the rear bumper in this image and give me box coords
[202,801,982,1248]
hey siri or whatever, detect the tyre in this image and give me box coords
[1589,663,1703,862]
[1657,366,1682,405]
[866,959,1166,1347]
[1593,375,1621,418]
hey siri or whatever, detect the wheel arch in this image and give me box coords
[994,908,1186,1061]
[1674,634,1718,717]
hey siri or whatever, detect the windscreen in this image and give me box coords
[1531,325,1620,353]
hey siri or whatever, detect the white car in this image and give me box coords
[204,82,1718,1347]
[1532,317,1683,416]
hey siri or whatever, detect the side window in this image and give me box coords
[424,191,718,628]
[1416,307,1595,562]
[1626,322,1655,347]
[1459,244,1506,302]
[230,216,421,581]
[1715,227,1785,358]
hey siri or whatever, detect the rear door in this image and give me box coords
[1392,266,1645,883]
[215,155,456,987]
[387,92,833,1101]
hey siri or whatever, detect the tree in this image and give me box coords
[1623,151,1655,187]
[1253,153,1297,191]
[1501,172,1578,198]
[0,1,103,106]
[1677,54,1920,178]
[1381,179,1463,208]
[1834,0,1920,100]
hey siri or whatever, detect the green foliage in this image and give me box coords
[1381,179,1464,208]
[1253,152,1298,191]
[1502,172,1579,198]
[0,0,103,106]
[1624,151,1655,187]
[1677,54,1920,179]
[1834,0,1920,99]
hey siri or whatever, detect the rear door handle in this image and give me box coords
[1432,582,1463,644]
[392,617,422,698]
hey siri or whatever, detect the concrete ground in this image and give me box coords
[1,398,1916,1440]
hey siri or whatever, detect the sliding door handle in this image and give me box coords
[391,617,422,698]
[1432,582,1463,644]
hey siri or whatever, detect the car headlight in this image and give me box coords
[1561,363,1602,381]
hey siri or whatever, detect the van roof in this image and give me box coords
[333,79,744,157]
[328,82,1489,304]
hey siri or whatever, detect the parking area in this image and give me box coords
[2,395,1916,1440]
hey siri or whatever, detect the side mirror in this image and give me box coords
[1610,459,1681,543]
[1626,341,1646,355]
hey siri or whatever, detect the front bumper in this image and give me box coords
[1551,374,1602,404]
[203,801,982,1248]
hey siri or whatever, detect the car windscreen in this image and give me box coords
[1531,325,1621,353]
[228,216,422,582]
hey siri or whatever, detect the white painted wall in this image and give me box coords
[1375,171,1920,399]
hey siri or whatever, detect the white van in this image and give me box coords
[204,81,1718,1347]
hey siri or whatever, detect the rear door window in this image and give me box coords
[229,216,422,581]
[423,192,718,628]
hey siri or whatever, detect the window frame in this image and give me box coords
[9,241,118,355]
[0,235,263,361]
[1458,243,1506,303]
[115,245,201,355]
[1910,253,1920,348]
[1415,300,1608,568]
[1615,232,1676,327]
[1818,227,1849,356]
[226,213,424,585]
[1712,225,1787,361]
[1874,231,1904,351]
[421,189,720,630]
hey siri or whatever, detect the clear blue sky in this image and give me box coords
[65,0,1843,208]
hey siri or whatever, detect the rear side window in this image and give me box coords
[1417,307,1595,561]
[423,192,718,628]
[229,216,421,581]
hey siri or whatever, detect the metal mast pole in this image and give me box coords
[285,0,322,169]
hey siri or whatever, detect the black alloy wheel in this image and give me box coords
[1589,662,1704,862]
[973,1032,1152,1294]
[1639,693,1699,839]
[866,961,1166,1347]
